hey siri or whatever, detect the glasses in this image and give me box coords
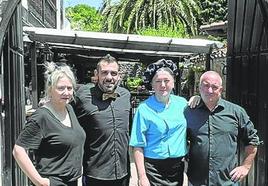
[201,82,221,91]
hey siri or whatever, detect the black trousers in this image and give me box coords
[144,157,185,186]
[82,175,130,186]
[48,177,77,186]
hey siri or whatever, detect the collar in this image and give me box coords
[198,98,225,111]
[147,95,172,113]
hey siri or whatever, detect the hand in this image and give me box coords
[138,175,150,186]
[229,165,250,183]
[37,177,50,186]
[188,95,201,108]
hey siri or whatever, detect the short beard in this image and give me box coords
[98,83,117,93]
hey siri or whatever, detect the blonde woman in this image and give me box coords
[13,62,86,186]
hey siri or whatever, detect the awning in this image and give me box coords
[23,26,223,58]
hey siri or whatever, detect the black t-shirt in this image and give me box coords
[16,104,86,183]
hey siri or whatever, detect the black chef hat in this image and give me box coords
[143,59,178,89]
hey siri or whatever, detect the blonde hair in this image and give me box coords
[44,61,76,101]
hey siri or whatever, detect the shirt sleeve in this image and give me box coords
[239,107,260,146]
[16,110,43,150]
[129,105,148,147]
[71,87,91,127]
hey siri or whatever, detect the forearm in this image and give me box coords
[242,145,257,170]
[230,145,257,182]
[13,144,44,186]
[133,147,147,179]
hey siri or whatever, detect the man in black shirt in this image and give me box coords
[185,71,260,186]
[73,54,131,186]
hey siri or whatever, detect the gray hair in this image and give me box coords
[44,61,76,100]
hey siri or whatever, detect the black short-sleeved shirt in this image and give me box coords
[72,85,131,180]
[184,98,260,185]
[16,104,86,183]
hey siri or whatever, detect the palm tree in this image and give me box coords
[101,0,201,36]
